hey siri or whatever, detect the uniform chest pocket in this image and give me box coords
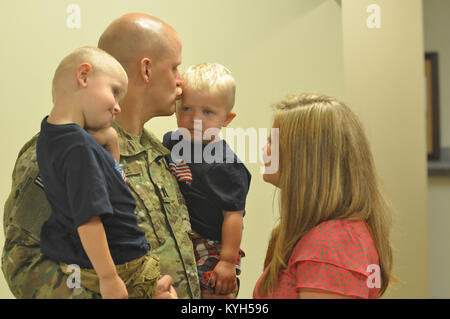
[123,163,168,245]
[122,163,142,177]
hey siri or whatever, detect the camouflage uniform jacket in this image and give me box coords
[2,123,201,299]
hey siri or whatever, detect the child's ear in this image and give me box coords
[76,63,92,88]
[223,111,236,127]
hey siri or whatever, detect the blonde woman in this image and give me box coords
[253,93,393,299]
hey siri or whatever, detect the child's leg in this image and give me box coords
[192,235,244,299]
[201,288,237,299]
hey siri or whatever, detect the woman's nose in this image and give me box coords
[262,142,271,163]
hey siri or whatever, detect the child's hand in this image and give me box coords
[87,127,120,162]
[210,260,237,295]
[87,126,118,147]
[99,274,128,299]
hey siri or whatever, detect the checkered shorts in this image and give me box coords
[192,234,245,290]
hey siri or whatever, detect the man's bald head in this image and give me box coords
[98,13,179,72]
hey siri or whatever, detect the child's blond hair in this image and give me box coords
[52,46,124,102]
[181,62,236,109]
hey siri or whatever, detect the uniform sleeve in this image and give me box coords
[290,220,377,299]
[204,163,251,212]
[62,145,113,228]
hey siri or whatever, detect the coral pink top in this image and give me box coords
[253,219,380,299]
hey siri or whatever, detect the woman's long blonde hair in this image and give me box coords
[258,93,393,297]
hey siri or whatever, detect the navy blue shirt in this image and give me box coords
[163,130,251,241]
[36,117,149,268]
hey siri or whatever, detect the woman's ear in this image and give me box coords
[223,111,237,127]
[76,63,92,88]
[140,58,152,83]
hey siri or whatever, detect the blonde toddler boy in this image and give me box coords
[163,63,251,298]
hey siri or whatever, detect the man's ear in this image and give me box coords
[223,111,237,127]
[140,58,152,83]
[76,63,92,88]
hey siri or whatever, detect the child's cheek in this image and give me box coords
[178,115,190,128]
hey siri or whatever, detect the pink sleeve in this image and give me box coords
[294,260,371,298]
[290,220,379,299]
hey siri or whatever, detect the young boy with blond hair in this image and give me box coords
[37,46,164,299]
[163,63,251,298]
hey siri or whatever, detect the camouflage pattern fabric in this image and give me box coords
[60,254,160,299]
[2,123,201,299]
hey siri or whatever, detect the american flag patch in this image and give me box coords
[169,159,192,183]
[114,161,127,183]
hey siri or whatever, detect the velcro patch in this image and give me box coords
[34,175,45,190]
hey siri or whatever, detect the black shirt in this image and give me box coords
[36,117,149,268]
[163,130,251,241]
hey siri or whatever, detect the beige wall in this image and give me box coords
[342,0,429,298]
[423,0,450,299]
[0,0,344,299]
[0,0,431,299]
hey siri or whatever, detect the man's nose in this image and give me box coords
[175,71,183,98]
[176,70,183,87]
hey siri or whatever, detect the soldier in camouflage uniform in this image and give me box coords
[1,13,201,299]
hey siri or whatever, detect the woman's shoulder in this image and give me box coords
[302,219,373,244]
[290,219,379,275]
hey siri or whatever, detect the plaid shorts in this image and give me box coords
[192,234,245,291]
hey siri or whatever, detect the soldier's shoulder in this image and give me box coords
[11,133,40,185]
[18,133,39,157]
[143,128,170,155]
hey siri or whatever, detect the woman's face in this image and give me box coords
[262,132,281,187]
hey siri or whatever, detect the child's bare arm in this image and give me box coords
[77,216,128,299]
[87,127,120,162]
[210,210,243,295]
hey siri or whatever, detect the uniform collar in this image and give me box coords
[112,122,170,158]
